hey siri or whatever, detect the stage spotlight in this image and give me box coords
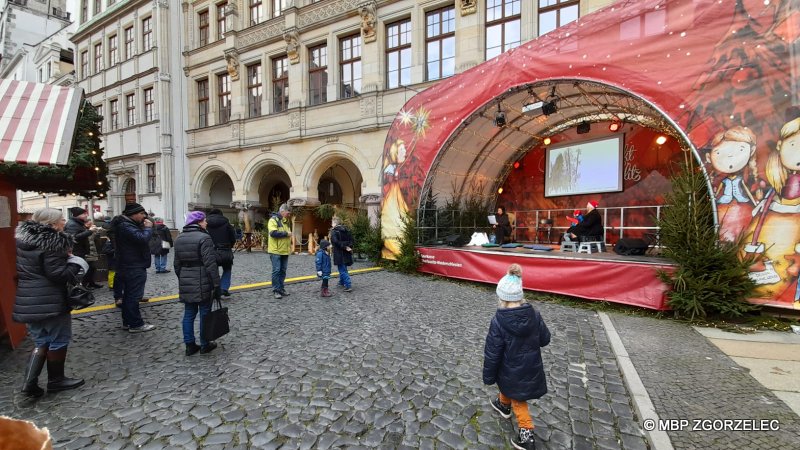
[494,101,506,127]
[498,187,504,194]
[543,137,551,146]
[513,161,521,169]
[577,121,591,134]
[542,100,558,116]
[609,120,621,132]
[656,135,668,145]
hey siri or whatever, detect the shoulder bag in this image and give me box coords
[201,297,229,342]
[67,276,95,310]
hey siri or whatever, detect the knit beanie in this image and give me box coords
[496,274,523,302]
[123,203,146,216]
[185,211,206,226]
[319,239,330,249]
[69,207,86,218]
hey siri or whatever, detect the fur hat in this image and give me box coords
[123,203,146,216]
[185,211,206,226]
[68,207,86,218]
[587,200,599,209]
[319,239,330,249]
[496,274,523,302]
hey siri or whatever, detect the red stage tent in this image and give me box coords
[380,0,799,309]
[0,80,85,347]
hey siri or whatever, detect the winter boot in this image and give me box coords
[321,287,333,297]
[21,347,48,397]
[46,348,85,392]
[511,427,536,450]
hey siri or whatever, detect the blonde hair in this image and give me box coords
[32,208,63,225]
[766,117,800,194]
[507,263,522,277]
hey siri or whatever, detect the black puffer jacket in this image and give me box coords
[173,224,220,303]
[572,209,604,240]
[206,212,236,267]
[331,224,354,266]
[483,303,551,400]
[111,215,152,269]
[13,221,82,323]
[64,217,92,257]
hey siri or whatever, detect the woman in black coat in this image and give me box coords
[173,211,221,356]
[149,217,174,274]
[14,208,86,397]
[330,216,354,291]
[493,206,512,244]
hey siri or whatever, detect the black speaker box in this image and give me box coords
[614,238,648,256]
[445,234,469,247]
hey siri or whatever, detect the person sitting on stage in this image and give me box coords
[565,209,584,236]
[564,201,603,242]
[493,206,513,244]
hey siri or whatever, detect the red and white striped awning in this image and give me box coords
[0,79,84,166]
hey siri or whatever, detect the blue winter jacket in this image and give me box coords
[483,303,551,400]
[111,215,153,269]
[315,249,332,279]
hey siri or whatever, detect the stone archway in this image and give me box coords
[194,168,236,208]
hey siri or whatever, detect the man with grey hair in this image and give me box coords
[267,204,292,299]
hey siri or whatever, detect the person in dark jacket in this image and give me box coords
[173,211,221,355]
[483,264,551,450]
[149,217,174,274]
[112,203,156,333]
[493,206,513,244]
[330,216,354,292]
[14,208,86,397]
[206,209,236,297]
[64,207,102,288]
[315,239,333,297]
[565,200,604,242]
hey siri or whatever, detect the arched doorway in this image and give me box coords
[123,178,137,204]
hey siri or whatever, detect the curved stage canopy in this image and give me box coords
[380,0,800,308]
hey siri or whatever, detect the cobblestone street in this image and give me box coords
[1,252,647,449]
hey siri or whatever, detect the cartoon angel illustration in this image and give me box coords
[380,139,410,257]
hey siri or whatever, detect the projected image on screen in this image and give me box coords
[545,136,623,197]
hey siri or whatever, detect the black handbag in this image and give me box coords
[67,281,95,310]
[201,298,229,342]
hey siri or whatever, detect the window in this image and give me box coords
[308,44,327,106]
[425,6,455,81]
[126,93,136,126]
[218,73,231,124]
[486,0,521,59]
[386,19,411,89]
[198,79,209,127]
[272,0,287,18]
[144,87,154,122]
[39,68,44,83]
[124,26,134,58]
[538,0,579,36]
[94,43,103,72]
[147,163,156,193]
[339,34,361,99]
[217,2,227,40]
[109,34,118,66]
[142,17,153,51]
[95,104,103,132]
[109,99,119,130]
[272,56,289,113]
[81,51,88,78]
[247,64,262,118]
[198,10,209,46]
[47,62,51,79]
[81,0,87,23]
[93,0,101,14]
[250,0,263,26]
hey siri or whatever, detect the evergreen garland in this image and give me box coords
[0,101,109,199]
[656,153,757,320]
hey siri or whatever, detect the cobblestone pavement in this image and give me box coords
[0,253,647,449]
[608,313,800,449]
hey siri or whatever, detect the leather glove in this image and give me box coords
[214,286,222,299]
[317,271,323,277]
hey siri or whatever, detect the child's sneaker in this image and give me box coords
[512,427,535,450]
[490,397,512,419]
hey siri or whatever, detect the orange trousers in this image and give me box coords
[498,392,534,429]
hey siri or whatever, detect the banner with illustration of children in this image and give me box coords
[380,0,799,308]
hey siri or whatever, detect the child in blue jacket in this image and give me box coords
[315,240,333,297]
[483,263,551,450]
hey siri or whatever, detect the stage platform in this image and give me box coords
[417,245,675,310]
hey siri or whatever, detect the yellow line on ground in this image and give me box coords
[72,266,384,315]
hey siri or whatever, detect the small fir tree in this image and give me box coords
[656,154,757,320]
[394,212,421,273]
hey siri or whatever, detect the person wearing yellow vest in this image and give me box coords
[267,204,293,299]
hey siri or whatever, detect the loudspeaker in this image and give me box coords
[614,238,648,256]
[445,234,468,247]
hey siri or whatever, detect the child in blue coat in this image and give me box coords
[483,264,551,450]
[315,240,333,297]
